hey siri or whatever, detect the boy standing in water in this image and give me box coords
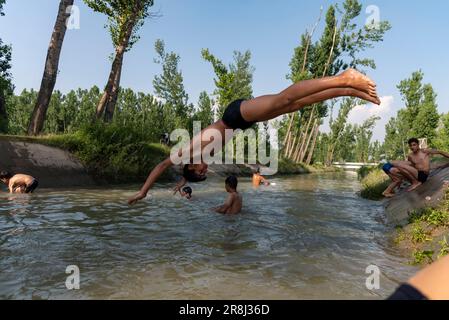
[252,167,270,187]
[0,171,39,194]
[213,176,242,215]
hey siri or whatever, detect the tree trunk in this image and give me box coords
[300,118,318,163]
[96,19,136,122]
[27,0,74,136]
[306,123,319,165]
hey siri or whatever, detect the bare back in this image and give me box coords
[226,192,242,215]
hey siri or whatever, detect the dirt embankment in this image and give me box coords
[385,161,449,226]
[0,139,94,188]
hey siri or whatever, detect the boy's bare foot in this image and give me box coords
[407,182,422,192]
[346,88,381,105]
[342,69,378,99]
[382,192,395,198]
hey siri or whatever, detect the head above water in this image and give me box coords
[408,138,420,153]
[183,164,208,183]
[225,175,238,192]
[0,171,13,183]
[182,186,193,199]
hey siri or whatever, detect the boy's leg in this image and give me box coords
[251,87,379,122]
[383,172,403,197]
[390,162,422,191]
[241,69,378,123]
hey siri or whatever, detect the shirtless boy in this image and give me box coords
[252,167,270,187]
[0,171,39,194]
[212,176,242,215]
[384,138,449,193]
[128,69,380,205]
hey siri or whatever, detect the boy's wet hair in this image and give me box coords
[0,171,12,179]
[408,138,419,145]
[225,175,238,190]
[183,165,207,183]
[182,186,193,195]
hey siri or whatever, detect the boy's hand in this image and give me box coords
[128,192,146,206]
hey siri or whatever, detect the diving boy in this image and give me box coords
[128,69,380,205]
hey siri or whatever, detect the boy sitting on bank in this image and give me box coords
[0,171,39,194]
[212,176,242,215]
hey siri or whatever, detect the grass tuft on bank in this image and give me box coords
[394,189,449,265]
[359,168,390,200]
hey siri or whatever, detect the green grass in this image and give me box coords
[412,250,434,265]
[277,158,311,175]
[360,168,390,200]
[438,237,449,259]
[410,225,432,244]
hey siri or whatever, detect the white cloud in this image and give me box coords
[347,95,394,125]
[347,95,396,142]
[321,95,399,142]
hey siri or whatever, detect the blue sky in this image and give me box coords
[1,0,448,141]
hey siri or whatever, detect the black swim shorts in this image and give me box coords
[25,179,39,194]
[387,283,428,300]
[418,171,429,183]
[222,99,255,130]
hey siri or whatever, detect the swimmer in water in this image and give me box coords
[180,186,193,200]
[128,69,379,205]
[212,176,242,215]
[0,171,39,194]
[252,167,270,187]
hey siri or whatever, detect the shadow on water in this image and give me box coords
[0,172,418,299]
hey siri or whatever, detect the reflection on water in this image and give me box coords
[0,172,418,299]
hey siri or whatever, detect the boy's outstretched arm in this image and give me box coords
[128,157,173,205]
[429,149,449,158]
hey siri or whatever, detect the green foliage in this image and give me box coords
[384,71,440,159]
[438,237,449,259]
[0,0,5,15]
[193,91,214,130]
[357,165,378,180]
[411,225,431,244]
[435,113,449,151]
[0,0,13,133]
[360,168,390,200]
[278,157,311,175]
[84,0,155,50]
[202,49,254,117]
[43,122,171,182]
[412,250,434,265]
[286,0,390,164]
[353,116,380,163]
[408,205,449,228]
[153,39,193,130]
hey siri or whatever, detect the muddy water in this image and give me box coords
[0,173,417,299]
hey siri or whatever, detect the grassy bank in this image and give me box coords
[359,167,390,200]
[2,125,343,183]
[393,188,449,266]
[1,123,172,183]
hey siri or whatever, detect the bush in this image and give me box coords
[41,122,171,183]
[360,169,390,200]
[277,158,310,175]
